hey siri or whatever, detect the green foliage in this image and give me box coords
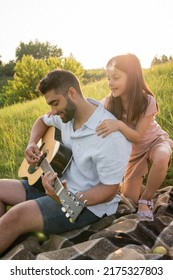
[16,40,63,60]
[4,56,49,104]
[61,55,84,81]
[0,77,12,107]
[0,61,15,105]
[3,55,84,106]
[83,68,106,84]
[46,56,62,70]
[0,60,15,77]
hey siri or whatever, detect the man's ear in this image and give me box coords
[68,87,77,100]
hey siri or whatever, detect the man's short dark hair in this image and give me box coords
[37,69,82,95]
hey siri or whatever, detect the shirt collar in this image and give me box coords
[84,98,105,131]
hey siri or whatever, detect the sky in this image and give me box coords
[0,0,173,69]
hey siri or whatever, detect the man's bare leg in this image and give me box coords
[0,179,44,254]
[0,199,43,254]
[0,179,26,216]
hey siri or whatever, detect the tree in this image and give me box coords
[3,60,15,76]
[46,56,62,70]
[4,55,49,105]
[16,40,63,61]
[161,55,168,64]
[151,56,161,66]
[46,55,84,81]
[61,54,84,81]
[151,54,172,66]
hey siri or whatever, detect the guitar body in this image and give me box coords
[18,126,72,185]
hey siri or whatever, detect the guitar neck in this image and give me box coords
[40,157,64,195]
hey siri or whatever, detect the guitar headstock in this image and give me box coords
[59,189,85,223]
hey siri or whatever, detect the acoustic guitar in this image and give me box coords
[18,126,85,222]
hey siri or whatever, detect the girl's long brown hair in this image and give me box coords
[106,54,158,123]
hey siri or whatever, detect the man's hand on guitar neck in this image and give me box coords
[41,171,67,203]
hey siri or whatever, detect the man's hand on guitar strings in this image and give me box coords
[25,143,41,165]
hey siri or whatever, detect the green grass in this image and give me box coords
[0,62,172,186]
[0,98,49,178]
[144,62,173,136]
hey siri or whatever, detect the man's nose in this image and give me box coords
[51,107,58,115]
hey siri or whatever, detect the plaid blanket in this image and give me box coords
[1,186,173,260]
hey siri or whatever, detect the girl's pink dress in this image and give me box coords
[103,94,173,183]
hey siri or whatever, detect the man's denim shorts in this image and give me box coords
[21,179,100,234]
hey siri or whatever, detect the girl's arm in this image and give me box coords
[96,114,153,143]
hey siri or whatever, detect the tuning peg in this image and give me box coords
[75,201,80,206]
[61,207,66,212]
[68,209,74,215]
[65,213,70,218]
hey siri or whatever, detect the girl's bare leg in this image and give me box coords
[122,176,143,204]
[138,146,171,213]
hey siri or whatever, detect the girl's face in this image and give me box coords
[106,66,127,98]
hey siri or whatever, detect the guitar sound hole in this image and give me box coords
[28,165,39,174]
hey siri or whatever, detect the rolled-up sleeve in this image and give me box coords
[43,114,62,130]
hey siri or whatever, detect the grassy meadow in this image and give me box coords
[0,62,173,186]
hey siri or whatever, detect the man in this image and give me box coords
[0,69,131,255]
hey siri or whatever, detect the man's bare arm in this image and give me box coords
[25,116,49,165]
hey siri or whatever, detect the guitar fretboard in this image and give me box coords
[40,157,64,195]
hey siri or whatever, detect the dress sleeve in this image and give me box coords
[145,95,158,117]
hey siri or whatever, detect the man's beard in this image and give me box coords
[60,96,77,123]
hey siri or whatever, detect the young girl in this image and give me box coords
[97,53,173,220]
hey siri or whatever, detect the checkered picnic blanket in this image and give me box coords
[1,186,173,260]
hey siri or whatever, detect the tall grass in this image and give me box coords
[143,62,173,186]
[0,62,172,185]
[144,62,173,136]
[0,98,49,177]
